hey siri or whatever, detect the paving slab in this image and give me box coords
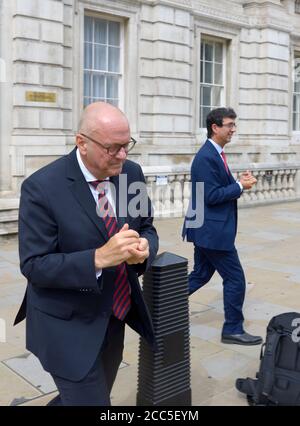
[0,363,42,406]
[3,353,57,394]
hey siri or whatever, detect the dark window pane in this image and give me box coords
[84,97,91,107]
[293,112,297,130]
[201,43,204,60]
[94,19,107,44]
[84,71,91,97]
[107,75,119,99]
[215,43,223,62]
[201,107,211,128]
[92,97,105,103]
[109,21,120,46]
[202,86,211,106]
[107,99,118,107]
[84,42,92,69]
[84,16,93,42]
[204,62,212,83]
[108,47,120,72]
[200,60,204,82]
[212,86,221,106]
[94,44,107,70]
[294,59,300,89]
[205,43,213,61]
[93,74,105,98]
[214,63,223,84]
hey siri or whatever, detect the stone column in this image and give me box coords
[239,1,291,163]
[139,2,194,165]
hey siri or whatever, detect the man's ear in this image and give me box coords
[76,134,87,155]
[211,123,219,135]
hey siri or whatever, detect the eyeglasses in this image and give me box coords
[221,123,237,129]
[80,133,137,156]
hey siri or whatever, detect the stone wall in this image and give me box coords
[8,0,73,194]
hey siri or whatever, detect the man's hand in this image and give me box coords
[126,237,150,265]
[240,170,257,190]
[94,224,140,269]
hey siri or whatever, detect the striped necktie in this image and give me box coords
[89,180,131,321]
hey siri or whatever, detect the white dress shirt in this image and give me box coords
[76,148,117,278]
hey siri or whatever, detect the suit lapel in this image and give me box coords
[205,140,232,183]
[66,148,109,241]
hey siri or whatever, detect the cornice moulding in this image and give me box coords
[139,0,193,10]
[83,0,139,13]
[193,7,249,28]
[248,15,292,32]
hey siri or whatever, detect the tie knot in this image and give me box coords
[89,180,107,193]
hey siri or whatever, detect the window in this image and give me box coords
[84,15,122,107]
[293,54,300,131]
[199,39,225,128]
[296,0,300,14]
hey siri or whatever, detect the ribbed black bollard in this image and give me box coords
[136,252,191,406]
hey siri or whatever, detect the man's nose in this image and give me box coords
[116,147,128,159]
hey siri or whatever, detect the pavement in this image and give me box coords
[0,201,300,406]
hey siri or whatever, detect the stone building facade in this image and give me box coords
[0,0,300,234]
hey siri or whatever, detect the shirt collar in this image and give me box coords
[208,138,223,155]
[76,147,108,183]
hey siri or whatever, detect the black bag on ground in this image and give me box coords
[236,312,300,406]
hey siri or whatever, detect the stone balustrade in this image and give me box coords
[234,166,300,207]
[142,165,300,218]
[0,165,299,236]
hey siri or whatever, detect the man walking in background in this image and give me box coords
[183,107,262,346]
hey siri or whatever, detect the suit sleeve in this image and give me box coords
[192,156,241,206]
[18,178,100,292]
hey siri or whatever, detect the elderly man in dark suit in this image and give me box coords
[15,101,158,405]
[183,107,262,346]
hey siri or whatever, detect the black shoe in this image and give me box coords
[221,332,263,346]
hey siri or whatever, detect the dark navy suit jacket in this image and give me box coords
[182,140,241,251]
[15,148,158,381]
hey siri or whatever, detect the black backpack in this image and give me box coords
[236,312,300,406]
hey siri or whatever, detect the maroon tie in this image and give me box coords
[89,180,131,321]
[221,151,229,174]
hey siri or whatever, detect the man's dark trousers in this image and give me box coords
[189,245,246,335]
[48,315,125,406]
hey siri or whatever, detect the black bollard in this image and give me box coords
[136,252,191,406]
